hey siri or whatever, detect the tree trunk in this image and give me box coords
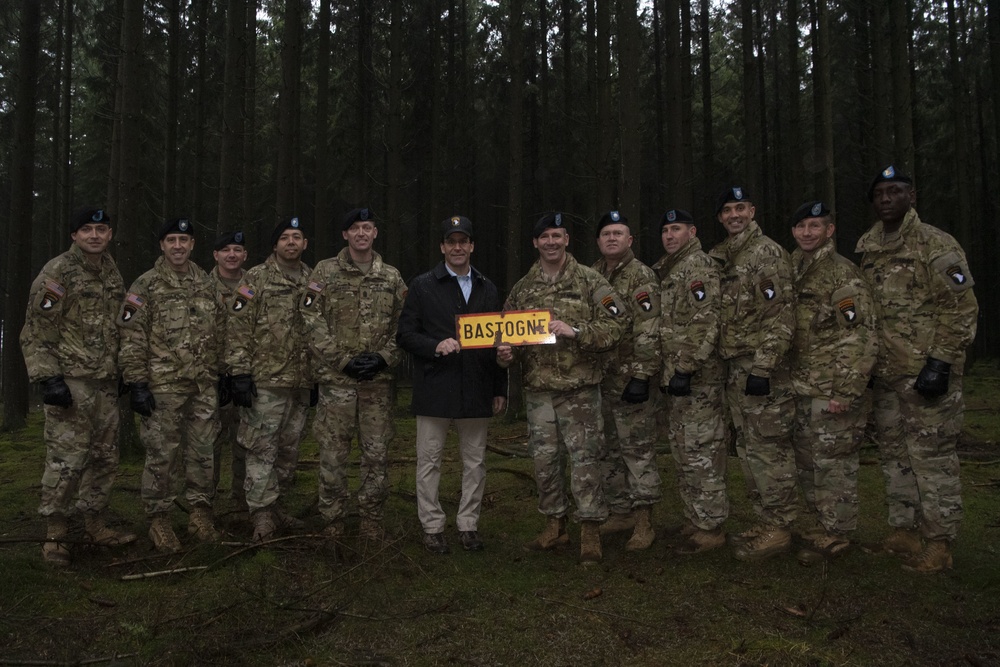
[506,0,526,295]
[192,0,209,227]
[741,0,762,197]
[2,0,42,431]
[783,0,800,213]
[699,0,714,197]
[356,0,373,204]
[594,0,614,220]
[811,0,834,208]
[651,0,665,207]
[617,0,642,253]
[242,0,258,240]
[679,0,694,211]
[164,0,180,218]
[314,0,332,259]
[664,0,682,206]
[276,0,303,221]
[889,0,914,174]
[385,0,404,268]
[219,0,248,234]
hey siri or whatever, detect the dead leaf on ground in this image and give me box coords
[583,587,602,600]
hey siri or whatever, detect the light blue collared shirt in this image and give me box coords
[446,264,473,303]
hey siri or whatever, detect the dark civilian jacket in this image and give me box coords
[397,262,508,418]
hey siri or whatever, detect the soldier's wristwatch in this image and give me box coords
[571,326,581,336]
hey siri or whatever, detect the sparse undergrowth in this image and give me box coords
[0,364,998,666]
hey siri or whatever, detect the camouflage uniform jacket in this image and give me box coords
[790,239,877,403]
[210,266,244,307]
[225,254,312,388]
[21,243,123,382]
[855,209,978,377]
[118,257,224,392]
[301,247,406,385]
[504,253,629,392]
[592,249,661,392]
[709,220,795,377]
[652,236,724,384]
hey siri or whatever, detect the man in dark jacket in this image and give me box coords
[397,216,508,554]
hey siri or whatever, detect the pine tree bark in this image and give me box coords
[276,0,303,220]
[219,0,248,233]
[617,0,642,253]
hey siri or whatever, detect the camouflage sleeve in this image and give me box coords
[225,275,262,377]
[626,275,661,380]
[751,248,795,377]
[674,258,721,375]
[214,288,228,376]
[828,271,878,403]
[117,277,153,384]
[299,274,350,373]
[19,270,68,381]
[578,271,629,353]
[376,271,407,369]
[926,243,978,365]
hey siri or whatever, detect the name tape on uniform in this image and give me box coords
[456,309,556,349]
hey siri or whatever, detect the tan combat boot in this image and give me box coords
[882,528,923,558]
[728,523,764,547]
[902,539,953,574]
[42,516,71,566]
[148,515,181,553]
[676,528,727,555]
[796,531,851,566]
[187,506,221,543]
[600,511,635,535]
[251,509,277,543]
[579,521,603,564]
[733,526,791,561]
[84,513,137,546]
[625,506,654,551]
[273,507,305,531]
[321,521,345,540]
[524,516,569,551]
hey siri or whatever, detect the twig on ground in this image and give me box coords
[486,444,528,458]
[535,593,657,628]
[121,566,208,580]
[0,653,138,666]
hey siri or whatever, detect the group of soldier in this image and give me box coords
[22,164,977,576]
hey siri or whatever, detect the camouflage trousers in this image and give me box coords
[600,388,662,513]
[873,375,963,541]
[792,396,865,535]
[213,401,246,506]
[38,378,120,518]
[665,379,729,531]
[725,357,798,528]
[313,381,393,523]
[140,388,220,515]
[239,387,309,512]
[525,385,608,522]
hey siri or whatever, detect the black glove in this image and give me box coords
[310,384,319,407]
[117,376,129,397]
[218,375,233,407]
[130,382,156,417]
[621,377,649,404]
[667,370,693,397]
[744,374,770,396]
[358,352,388,381]
[40,376,73,408]
[914,358,950,399]
[344,355,374,380]
[231,374,257,408]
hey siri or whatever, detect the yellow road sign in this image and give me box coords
[456,309,556,349]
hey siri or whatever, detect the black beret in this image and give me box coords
[342,207,374,231]
[532,212,569,239]
[715,186,752,215]
[158,217,194,240]
[595,210,629,237]
[270,216,304,246]
[660,208,694,229]
[790,201,831,226]
[213,230,246,251]
[867,164,913,201]
[441,215,473,240]
[70,207,111,233]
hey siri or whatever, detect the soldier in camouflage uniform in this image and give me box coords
[652,208,729,555]
[497,213,628,565]
[119,217,225,552]
[210,231,249,510]
[709,186,798,561]
[788,202,877,566]
[857,166,978,573]
[226,217,313,542]
[21,207,137,565]
[301,208,406,543]
[591,211,662,551]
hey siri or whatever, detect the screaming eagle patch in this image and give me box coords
[39,280,66,311]
[838,297,857,323]
[302,281,324,308]
[946,265,967,286]
[121,293,145,322]
[635,291,652,312]
[759,279,776,301]
[601,295,620,316]
[690,281,706,301]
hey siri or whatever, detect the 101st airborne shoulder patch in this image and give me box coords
[302,281,324,308]
[946,265,967,286]
[690,280,706,301]
[233,285,255,312]
[930,250,975,293]
[601,294,620,316]
[121,293,145,322]
[759,278,776,301]
[837,297,857,323]
[635,290,653,312]
[39,280,66,311]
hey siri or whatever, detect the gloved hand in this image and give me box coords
[744,374,770,396]
[359,352,388,380]
[218,375,233,407]
[914,357,950,399]
[344,355,375,380]
[130,382,156,416]
[117,375,129,397]
[310,384,319,407]
[40,376,73,408]
[667,370,693,397]
[621,377,649,404]
[231,374,257,408]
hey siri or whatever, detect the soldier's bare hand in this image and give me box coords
[549,320,577,338]
[435,338,461,356]
[826,398,849,414]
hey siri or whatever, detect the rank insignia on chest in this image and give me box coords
[838,297,857,322]
[759,279,776,300]
[601,295,620,316]
[233,285,255,311]
[635,291,652,311]
[690,281,706,301]
[946,265,967,285]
